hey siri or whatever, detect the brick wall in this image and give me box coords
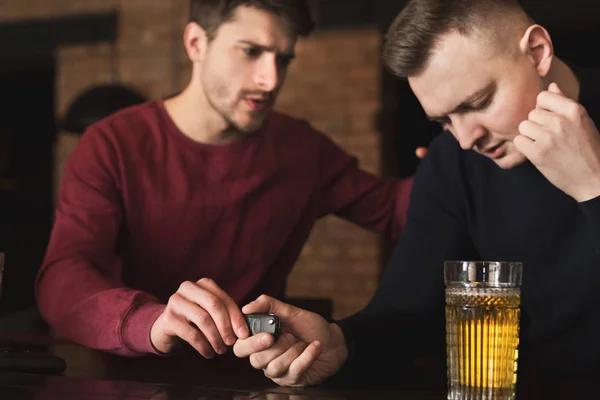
[0,0,384,320]
[276,29,384,319]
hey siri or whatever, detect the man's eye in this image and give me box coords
[243,47,260,57]
[472,97,492,111]
[277,56,293,67]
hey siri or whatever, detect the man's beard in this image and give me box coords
[207,89,272,134]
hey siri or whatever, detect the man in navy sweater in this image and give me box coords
[234,0,600,387]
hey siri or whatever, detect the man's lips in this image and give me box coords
[482,143,502,153]
[245,97,270,112]
[480,142,505,158]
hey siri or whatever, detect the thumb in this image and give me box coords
[548,82,564,95]
[242,295,303,321]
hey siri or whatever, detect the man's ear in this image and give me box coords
[519,24,554,78]
[183,22,208,63]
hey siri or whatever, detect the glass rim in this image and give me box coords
[444,260,523,266]
[444,260,523,288]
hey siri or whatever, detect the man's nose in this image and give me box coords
[254,56,279,92]
[453,116,486,150]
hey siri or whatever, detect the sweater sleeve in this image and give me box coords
[315,132,411,241]
[35,126,165,356]
[328,135,480,386]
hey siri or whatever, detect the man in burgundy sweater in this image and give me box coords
[35,0,413,359]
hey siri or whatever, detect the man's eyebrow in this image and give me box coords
[426,81,496,122]
[237,40,296,59]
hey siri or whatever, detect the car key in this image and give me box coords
[244,313,280,342]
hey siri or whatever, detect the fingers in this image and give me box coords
[268,341,323,386]
[536,83,584,121]
[233,332,275,358]
[248,332,297,368]
[160,311,216,358]
[527,108,557,128]
[196,278,249,339]
[156,279,256,358]
[548,82,564,95]
[282,341,322,379]
[264,341,308,378]
[166,277,249,357]
[536,84,568,113]
[178,279,237,347]
[168,292,228,354]
[518,119,549,143]
[241,299,271,315]
[239,331,323,386]
[237,332,305,376]
[242,295,302,321]
[513,133,536,160]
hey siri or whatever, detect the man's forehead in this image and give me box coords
[408,33,496,116]
[410,76,494,117]
[219,6,296,48]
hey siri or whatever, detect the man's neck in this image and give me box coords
[163,86,243,145]
[547,57,581,101]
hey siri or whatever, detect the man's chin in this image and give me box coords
[235,114,269,133]
[493,152,528,170]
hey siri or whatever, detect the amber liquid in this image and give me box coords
[445,288,520,400]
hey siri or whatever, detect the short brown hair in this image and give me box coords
[382,0,531,78]
[190,0,315,40]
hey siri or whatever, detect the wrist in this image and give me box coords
[121,301,166,355]
[329,322,349,367]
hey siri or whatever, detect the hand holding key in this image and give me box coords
[150,278,249,358]
[234,295,348,387]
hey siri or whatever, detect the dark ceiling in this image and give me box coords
[0,1,598,62]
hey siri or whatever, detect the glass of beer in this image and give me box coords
[444,261,522,400]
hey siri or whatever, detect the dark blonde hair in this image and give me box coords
[383,0,532,78]
[190,0,315,40]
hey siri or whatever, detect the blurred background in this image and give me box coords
[0,0,599,321]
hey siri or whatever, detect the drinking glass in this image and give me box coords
[444,261,522,400]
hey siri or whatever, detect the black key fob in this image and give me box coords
[244,313,280,341]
